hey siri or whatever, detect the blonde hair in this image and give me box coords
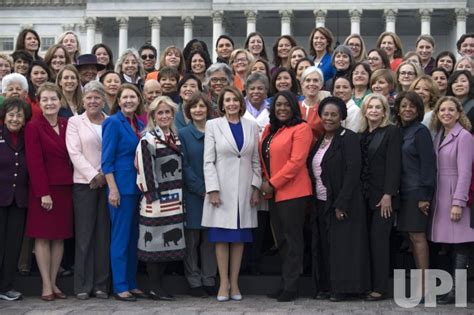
[430,96,472,132]
[146,95,178,132]
[0,53,13,68]
[409,75,440,110]
[57,31,81,60]
[343,34,368,63]
[359,93,392,132]
[229,49,255,75]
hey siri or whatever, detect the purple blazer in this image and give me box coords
[0,124,28,208]
[429,122,474,243]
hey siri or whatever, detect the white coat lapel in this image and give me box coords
[240,117,251,154]
[217,117,239,153]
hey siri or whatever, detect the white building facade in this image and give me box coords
[0,0,472,61]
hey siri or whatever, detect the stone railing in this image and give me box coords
[0,0,86,6]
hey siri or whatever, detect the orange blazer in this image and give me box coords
[259,122,313,202]
[299,101,323,144]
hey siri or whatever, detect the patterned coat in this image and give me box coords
[135,127,185,262]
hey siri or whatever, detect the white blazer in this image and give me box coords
[201,117,262,229]
[66,112,106,184]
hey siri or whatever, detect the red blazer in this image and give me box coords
[25,115,73,198]
[259,122,313,202]
[299,102,323,144]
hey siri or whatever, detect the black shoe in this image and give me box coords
[437,292,455,305]
[277,291,298,302]
[365,292,386,301]
[113,293,136,302]
[149,290,175,301]
[130,290,149,299]
[189,286,208,298]
[59,268,73,277]
[313,291,330,300]
[267,289,283,299]
[329,292,347,302]
[203,285,217,296]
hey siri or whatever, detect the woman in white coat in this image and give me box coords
[202,86,261,301]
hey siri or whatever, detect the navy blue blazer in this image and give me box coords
[178,123,206,229]
[0,125,28,208]
[102,111,144,195]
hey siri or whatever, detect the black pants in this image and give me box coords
[311,199,330,293]
[147,262,167,292]
[0,202,26,292]
[269,196,308,292]
[244,211,269,272]
[367,204,393,294]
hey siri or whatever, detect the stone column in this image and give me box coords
[384,9,397,33]
[116,17,129,55]
[349,9,362,35]
[182,16,194,47]
[149,16,161,58]
[279,10,292,35]
[419,9,433,35]
[314,9,327,28]
[455,8,468,43]
[245,10,257,35]
[85,17,96,52]
[212,10,224,62]
[96,20,103,45]
[61,24,75,32]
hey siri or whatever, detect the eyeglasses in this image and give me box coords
[367,57,380,62]
[141,54,155,60]
[348,43,361,48]
[210,77,227,83]
[234,58,248,64]
[399,71,415,77]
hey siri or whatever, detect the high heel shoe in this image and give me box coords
[230,293,242,301]
[216,286,229,302]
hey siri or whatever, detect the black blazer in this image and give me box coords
[360,125,401,210]
[0,125,28,208]
[308,127,363,214]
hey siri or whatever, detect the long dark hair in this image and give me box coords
[27,60,52,100]
[91,43,115,71]
[244,31,269,61]
[270,67,299,96]
[269,90,304,133]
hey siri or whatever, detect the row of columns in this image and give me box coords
[83,8,470,58]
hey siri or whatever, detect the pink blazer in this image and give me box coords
[66,112,107,184]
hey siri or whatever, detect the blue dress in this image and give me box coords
[208,121,253,243]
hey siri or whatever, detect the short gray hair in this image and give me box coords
[83,80,105,100]
[301,66,324,83]
[203,63,233,88]
[245,72,269,91]
[2,73,28,92]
